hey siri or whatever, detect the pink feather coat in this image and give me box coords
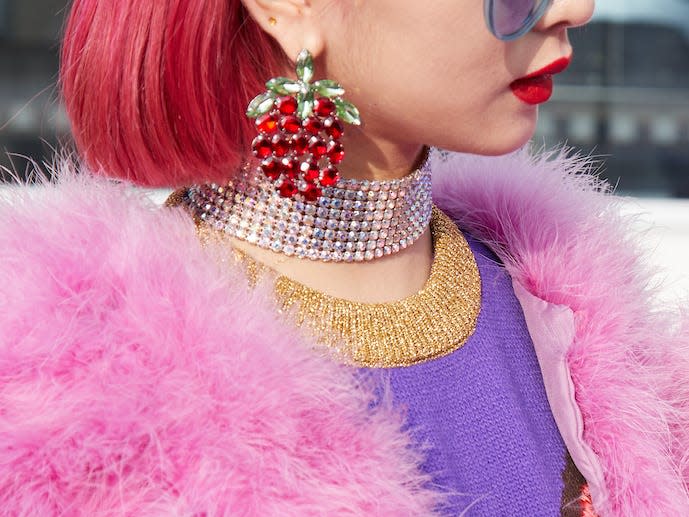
[0,146,687,516]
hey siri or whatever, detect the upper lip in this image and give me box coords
[518,54,573,80]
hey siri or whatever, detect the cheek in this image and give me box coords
[393,46,539,155]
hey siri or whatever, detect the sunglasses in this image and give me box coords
[484,0,554,41]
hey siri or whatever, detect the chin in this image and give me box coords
[451,109,538,156]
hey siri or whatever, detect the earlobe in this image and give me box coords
[241,0,325,62]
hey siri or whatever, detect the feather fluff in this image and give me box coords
[432,145,689,516]
[0,164,442,516]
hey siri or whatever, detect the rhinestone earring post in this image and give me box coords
[246,49,361,203]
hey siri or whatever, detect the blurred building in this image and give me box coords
[537,1,689,197]
[0,0,69,176]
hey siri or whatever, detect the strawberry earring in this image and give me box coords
[246,49,361,203]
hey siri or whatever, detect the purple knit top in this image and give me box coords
[368,231,588,515]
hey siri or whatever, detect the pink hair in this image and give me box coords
[60,0,286,187]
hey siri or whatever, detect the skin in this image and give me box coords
[234,0,596,303]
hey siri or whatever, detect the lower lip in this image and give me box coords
[510,74,553,105]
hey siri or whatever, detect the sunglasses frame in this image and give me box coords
[484,0,554,41]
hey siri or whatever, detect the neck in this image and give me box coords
[192,138,435,303]
[336,128,428,182]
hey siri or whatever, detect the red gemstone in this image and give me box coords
[271,135,290,157]
[323,117,344,139]
[315,98,336,117]
[278,179,298,198]
[303,117,323,135]
[309,137,328,158]
[302,183,322,202]
[281,158,300,180]
[276,96,298,115]
[260,157,282,180]
[252,135,272,159]
[327,141,345,164]
[279,115,301,134]
[320,165,339,187]
[255,113,278,134]
[300,161,320,183]
[292,134,309,155]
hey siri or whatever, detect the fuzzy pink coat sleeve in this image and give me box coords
[0,167,445,516]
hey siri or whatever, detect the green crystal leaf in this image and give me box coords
[334,98,361,126]
[246,92,276,118]
[266,77,303,95]
[298,91,315,119]
[296,49,314,84]
[313,80,345,98]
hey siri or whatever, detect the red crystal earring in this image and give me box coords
[246,49,361,203]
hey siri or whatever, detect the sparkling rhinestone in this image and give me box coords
[330,209,341,219]
[334,238,346,249]
[325,229,336,240]
[315,217,326,228]
[354,251,365,261]
[326,219,338,230]
[279,115,301,134]
[356,242,367,252]
[374,248,384,259]
[345,242,355,252]
[315,97,336,117]
[350,221,361,231]
[343,251,354,262]
[392,243,400,253]
[284,245,295,256]
[313,228,325,239]
[333,250,344,262]
[338,220,349,231]
[303,214,315,226]
[323,117,344,139]
[276,95,297,115]
[342,210,353,221]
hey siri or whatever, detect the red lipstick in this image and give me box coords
[510,55,572,105]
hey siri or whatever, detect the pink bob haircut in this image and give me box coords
[60,0,287,187]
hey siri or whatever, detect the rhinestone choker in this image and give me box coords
[181,162,433,262]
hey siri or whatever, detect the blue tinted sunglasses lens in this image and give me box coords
[486,0,552,40]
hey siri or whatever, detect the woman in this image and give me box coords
[1,0,688,515]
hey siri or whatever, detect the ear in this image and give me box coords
[241,0,326,63]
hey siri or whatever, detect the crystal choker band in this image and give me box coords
[183,163,433,262]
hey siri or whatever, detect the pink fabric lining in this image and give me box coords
[513,280,608,508]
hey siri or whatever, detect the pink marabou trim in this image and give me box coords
[0,164,445,515]
[512,280,607,508]
[433,145,689,515]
